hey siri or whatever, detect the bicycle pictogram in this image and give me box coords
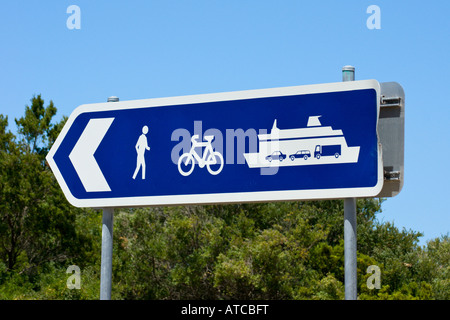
[177,134,224,176]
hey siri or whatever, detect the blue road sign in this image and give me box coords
[46,80,383,208]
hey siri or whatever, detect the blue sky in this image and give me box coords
[1,1,449,246]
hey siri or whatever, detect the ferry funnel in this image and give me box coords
[307,116,322,127]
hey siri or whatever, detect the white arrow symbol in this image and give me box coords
[69,118,115,192]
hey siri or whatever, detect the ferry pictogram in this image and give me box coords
[243,116,360,168]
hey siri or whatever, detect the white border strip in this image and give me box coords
[46,80,382,208]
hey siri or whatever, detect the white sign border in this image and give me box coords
[46,80,382,208]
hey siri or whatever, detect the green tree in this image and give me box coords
[3,95,447,300]
[112,198,445,300]
[0,95,87,275]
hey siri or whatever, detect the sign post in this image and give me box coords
[100,207,113,300]
[99,96,119,300]
[342,66,358,300]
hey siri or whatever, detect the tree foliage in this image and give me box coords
[0,95,98,284]
[111,201,447,300]
[0,95,449,300]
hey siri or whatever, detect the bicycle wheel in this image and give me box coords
[207,152,224,175]
[178,153,195,176]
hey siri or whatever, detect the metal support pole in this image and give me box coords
[342,66,357,300]
[344,198,357,300]
[100,207,114,300]
[100,95,119,300]
[342,65,355,83]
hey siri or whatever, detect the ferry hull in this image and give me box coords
[244,146,360,168]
